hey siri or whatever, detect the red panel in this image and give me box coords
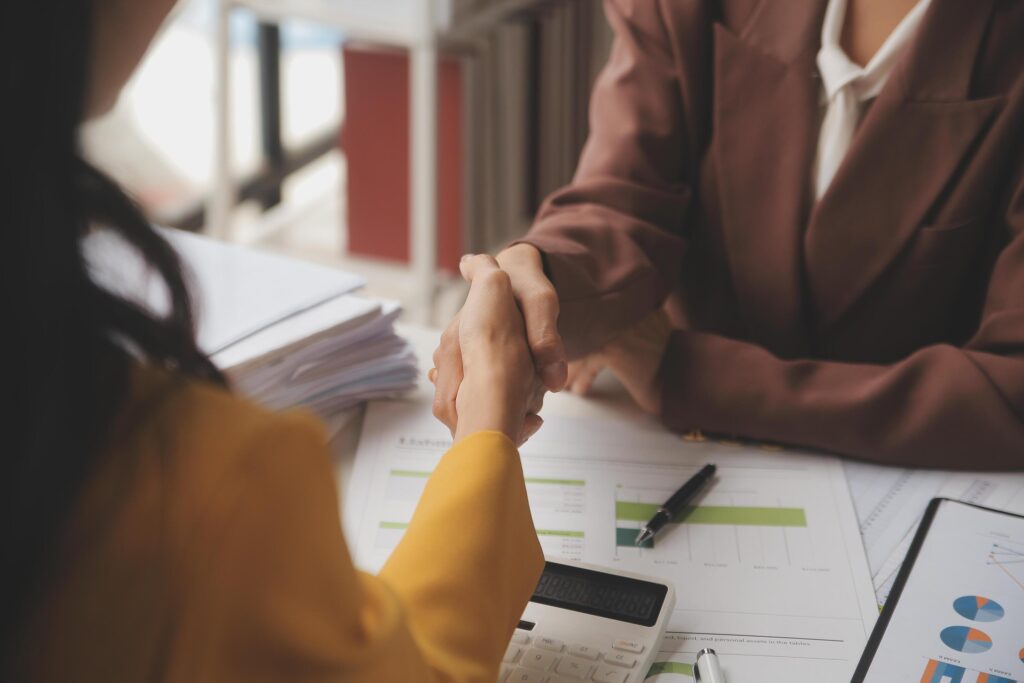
[340,46,463,273]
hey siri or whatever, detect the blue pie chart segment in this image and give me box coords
[940,626,992,654]
[953,595,1004,622]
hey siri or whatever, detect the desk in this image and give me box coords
[332,323,1024,610]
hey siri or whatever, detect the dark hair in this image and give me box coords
[1,0,224,658]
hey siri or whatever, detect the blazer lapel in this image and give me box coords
[805,0,1004,330]
[712,1,825,357]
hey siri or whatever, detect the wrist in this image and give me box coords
[454,372,523,443]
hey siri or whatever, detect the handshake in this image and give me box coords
[429,244,673,446]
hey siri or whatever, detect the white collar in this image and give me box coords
[816,0,932,102]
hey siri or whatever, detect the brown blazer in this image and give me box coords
[521,0,1024,468]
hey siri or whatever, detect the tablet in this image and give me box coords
[853,498,1024,683]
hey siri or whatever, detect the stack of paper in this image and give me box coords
[86,228,417,415]
[212,295,417,415]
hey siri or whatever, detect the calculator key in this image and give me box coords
[612,639,644,654]
[511,631,531,645]
[521,648,556,671]
[498,664,512,681]
[555,656,592,679]
[507,667,547,683]
[568,644,601,660]
[536,636,565,652]
[503,645,523,663]
[603,652,637,668]
[592,666,628,683]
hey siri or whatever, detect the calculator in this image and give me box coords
[500,561,675,683]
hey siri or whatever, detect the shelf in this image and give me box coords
[230,0,557,46]
[233,0,441,46]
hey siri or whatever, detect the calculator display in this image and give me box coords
[530,562,668,627]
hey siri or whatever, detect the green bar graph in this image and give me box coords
[616,502,807,527]
[381,522,581,540]
[389,470,584,487]
[525,477,586,486]
[616,528,653,548]
[646,661,694,678]
[536,529,585,538]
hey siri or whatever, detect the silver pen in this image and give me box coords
[694,648,727,683]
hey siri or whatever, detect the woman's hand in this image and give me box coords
[430,245,567,440]
[431,255,545,445]
[566,309,673,416]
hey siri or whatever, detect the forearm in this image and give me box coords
[660,331,1024,468]
[517,182,687,358]
[514,0,693,357]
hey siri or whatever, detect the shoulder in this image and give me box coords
[115,363,333,529]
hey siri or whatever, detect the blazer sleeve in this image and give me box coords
[516,0,692,358]
[183,415,543,683]
[660,172,1024,469]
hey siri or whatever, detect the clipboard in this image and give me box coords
[853,498,1024,682]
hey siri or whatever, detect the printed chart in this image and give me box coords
[346,402,879,683]
[953,596,1005,623]
[941,626,994,654]
[860,502,1024,683]
[920,659,1017,683]
[613,485,809,567]
[373,467,588,562]
[843,461,1024,606]
[988,542,1024,593]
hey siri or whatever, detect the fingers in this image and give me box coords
[496,245,568,392]
[520,282,567,391]
[431,316,463,435]
[517,413,544,447]
[528,382,546,416]
[567,354,606,396]
[458,254,520,347]
[459,253,502,283]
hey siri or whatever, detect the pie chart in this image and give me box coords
[940,626,992,654]
[953,595,1005,622]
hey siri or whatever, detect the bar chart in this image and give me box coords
[374,467,588,561]
[613,484,813,567]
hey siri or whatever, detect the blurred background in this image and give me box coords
[83,0,613,323]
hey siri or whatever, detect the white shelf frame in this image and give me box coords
[209,0,553,323]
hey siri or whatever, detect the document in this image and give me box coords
[345,401,879,682]
[857,501,1024,683]
[84,228,364,354]
[844,462,1024,605]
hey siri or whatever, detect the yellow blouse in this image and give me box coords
[16,365,544,681]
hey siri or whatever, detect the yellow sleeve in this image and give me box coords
[177,416,542,683]
[381,432,545,680]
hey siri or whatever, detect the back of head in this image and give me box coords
[0,0,224,667]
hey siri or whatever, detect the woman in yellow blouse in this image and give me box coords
[1,0,545,681]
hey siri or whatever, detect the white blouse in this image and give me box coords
[813,0,932,200]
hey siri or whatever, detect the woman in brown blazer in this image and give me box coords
[434,0,1024,469]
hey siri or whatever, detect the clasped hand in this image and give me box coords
[431,245,673,445]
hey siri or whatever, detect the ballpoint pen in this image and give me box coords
[694,648,727,683]
[635,464,716,546]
